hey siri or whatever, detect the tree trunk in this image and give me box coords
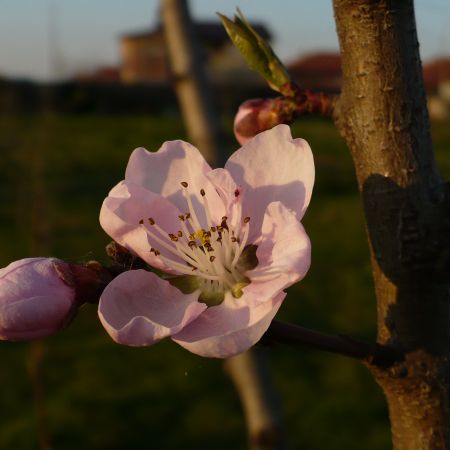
[332,1,450,448]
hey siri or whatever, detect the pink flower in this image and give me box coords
[0,258,77,341]
[99,124,314,358]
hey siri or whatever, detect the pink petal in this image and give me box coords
[172,291,285,358]
[100,181,188,273]
[225,124,314,238]
[125,142,225,226]
[98,270,206,347]
[247,201,311,287]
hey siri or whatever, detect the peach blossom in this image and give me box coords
[99,125,314,358]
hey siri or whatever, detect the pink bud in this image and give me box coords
[233,99,273,145]
[0,257,77,341]
[234,98,298,146]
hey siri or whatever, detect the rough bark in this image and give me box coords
[332,1,450,449]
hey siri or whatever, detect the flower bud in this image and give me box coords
[0,257,78,341]
[234,98,293,145]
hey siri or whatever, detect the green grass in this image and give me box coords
[0,113,448,449]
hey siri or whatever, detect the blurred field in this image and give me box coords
[0,113,449,450]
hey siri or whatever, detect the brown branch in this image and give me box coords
[279,82,337,118]
[263,320,403,368]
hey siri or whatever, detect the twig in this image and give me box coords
[263,320,403,368]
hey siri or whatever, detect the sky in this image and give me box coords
[0,0,449,81]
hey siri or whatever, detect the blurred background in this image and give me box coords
[0,1,449,449]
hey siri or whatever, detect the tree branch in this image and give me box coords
[263,320,402,368]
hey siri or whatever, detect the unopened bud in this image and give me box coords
[0,257,111,341]
[0,258,78,341]
[234,98,294,145]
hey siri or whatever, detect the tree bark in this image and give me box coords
[332,1,450,449]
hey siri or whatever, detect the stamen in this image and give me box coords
[140,222,199,266]
[139,184,253,295]
[181,185,202,230]
[231,219,250,269]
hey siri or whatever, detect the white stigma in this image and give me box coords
[139,182,250,294]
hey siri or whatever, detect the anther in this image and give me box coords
[154,250,161,256]
[188,241,197,248]
[177,230,183,237]
[185,213,191,219]
[234,189,240,197]
[244,217,250,223]
[148,217,155,225]
[178,214,185,221]
[169,234,178,242]
[222,216,228,222]
[211,226,216,232]
[181,181,188,188]
[231,237,237,243]
[209,256,216,262]
[200,189,205,196]
[139,219,144,224]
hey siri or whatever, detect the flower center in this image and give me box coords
[139,182,255,304]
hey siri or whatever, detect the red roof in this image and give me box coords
[287,52,341,78]
[423,57,450,92]
[286,52,342,92]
